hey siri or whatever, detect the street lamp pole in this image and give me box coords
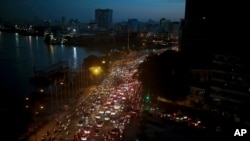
[50,86,53,113]
[60,81,64,107]
[55,80,59,112]
[67,75,71,103]
[34,111,39,141]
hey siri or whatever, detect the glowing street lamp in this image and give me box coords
[40,89,44,93]
[60,81,64,106]
[40,105,44,110]
[60,81,64,85]
[89,66,103,84]
[89,66,102,76]
[94,68,100,74]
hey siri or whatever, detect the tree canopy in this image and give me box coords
[134,50,190,102]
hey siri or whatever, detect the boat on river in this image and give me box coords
[44,32,67,45]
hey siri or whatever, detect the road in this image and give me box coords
[23,48,169,141]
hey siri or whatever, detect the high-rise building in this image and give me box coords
[210,52,250,117]
[170,21,180,40]
[95,9,113,29]
[180,0,211,68]
[159,18,170,33]
[181,0,250,121]
[128,18,138,32]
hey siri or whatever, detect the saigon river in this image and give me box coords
[0,31,102,140]
[0,32,102,100]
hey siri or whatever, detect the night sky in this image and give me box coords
[0,0,185,23]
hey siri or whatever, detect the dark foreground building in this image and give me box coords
[180,0,250,123]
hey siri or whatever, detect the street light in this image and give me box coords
[40,105,44,110]
[49,85,54,113]
[35,111,39,141]
[25,97,30,109]
[89,66,103,84]
[60,81,64,106]
[89,66,102,75]
[102,60,106,64]
[40,89,44,93]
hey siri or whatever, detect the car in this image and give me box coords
[187,119,203,128]
[83,126,91,134]
[77,120,84,127]
[98,110,104,114]
[81,133,88,141]
[90,105,95,111]
[94,128,100,136]
[96,120,104,127]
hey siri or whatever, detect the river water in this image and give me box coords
[0,32,102,100]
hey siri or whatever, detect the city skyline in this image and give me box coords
[0,0,185,23]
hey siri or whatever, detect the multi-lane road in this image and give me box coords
[26,48,168,141]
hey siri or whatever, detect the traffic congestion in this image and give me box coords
[31,48,167,141]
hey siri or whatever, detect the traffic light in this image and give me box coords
[145,95,150,103]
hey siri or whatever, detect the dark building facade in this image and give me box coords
[180,0,212,68]
[210,52,250,117]
[181,0,250,122]
[95,9,113,29]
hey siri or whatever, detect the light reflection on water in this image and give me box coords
[73,47,77,69]
[0,32,102,99]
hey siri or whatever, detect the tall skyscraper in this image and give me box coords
[181,0,250,121]
[159,18,169,33]
[170,21,180,39]
[180,0,211,68]
[128,18,138,32]
[95,9,113,29]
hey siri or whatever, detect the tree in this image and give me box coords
[134,50,189,103]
